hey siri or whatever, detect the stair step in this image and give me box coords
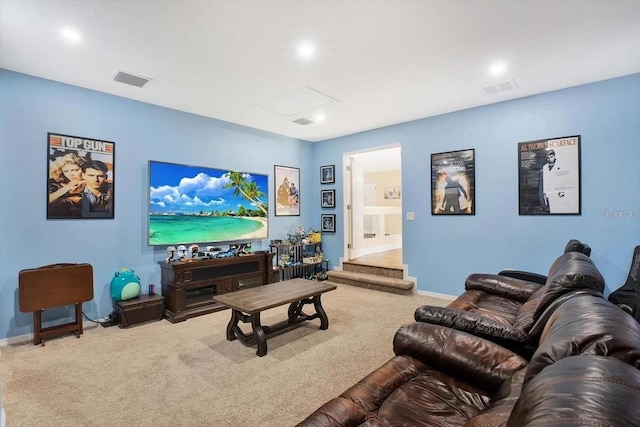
[342,262,404,279]
[326,270,414,295]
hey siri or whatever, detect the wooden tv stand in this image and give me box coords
[158,252,275,323]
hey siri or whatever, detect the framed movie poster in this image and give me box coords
[274,165,300,216]
[431,149,475,215]
[321,214,336,232]
[320,165,335,184]
[321,189,335,208]
[47,132,115,219]
[518,135,581,215]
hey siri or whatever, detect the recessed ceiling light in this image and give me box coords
[314,113,326,123]
[296,41,316,61]
[60,27,82,44]
[489,61,507,77]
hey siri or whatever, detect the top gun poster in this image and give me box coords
[47,132,115,219]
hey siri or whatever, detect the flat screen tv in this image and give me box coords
[148,160,269,246]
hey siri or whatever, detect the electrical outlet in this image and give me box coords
[406,212,415,221]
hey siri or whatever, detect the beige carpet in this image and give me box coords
[0,283,451,427]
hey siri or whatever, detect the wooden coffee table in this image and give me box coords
[213,278,337,357]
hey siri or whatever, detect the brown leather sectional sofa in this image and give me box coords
[298,246,640,426]
[414,250,605,358]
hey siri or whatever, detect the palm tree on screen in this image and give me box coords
[223,172,267,216]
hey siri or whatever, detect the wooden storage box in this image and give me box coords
[116,294,164,329]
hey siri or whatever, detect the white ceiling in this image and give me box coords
[1,0,639,143]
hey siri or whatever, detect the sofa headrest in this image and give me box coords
[563,238,591,256]
[546,251,598,278]
[524,296,640,383]
[515,252,606,334]
[507,356,640,427]
[537,252,605,312]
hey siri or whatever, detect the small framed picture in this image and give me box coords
[321,189,336,208]
[274,165,300,216]
[320,165,335,184]
[321,214,336,233]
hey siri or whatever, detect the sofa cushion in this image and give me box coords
[463,369,526,427]
[374,367,491,426]
[511,286,545,332]
[525,296,640,383]
[443,289,521,325]
[339,355,427,413]
[507,356,640,427]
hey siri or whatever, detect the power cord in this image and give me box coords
[82,311,118,327]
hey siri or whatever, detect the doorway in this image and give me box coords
[343,144,402,267]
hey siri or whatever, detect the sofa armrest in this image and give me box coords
[393,322,528,391]
[497,270,547,285]
[298,354,428,426]
[465,274,543,302]
[296,397,368,427]
[414,305,529,342]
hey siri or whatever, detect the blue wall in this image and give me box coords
[314,73,640,298]
[1,69,639,341]
[0,69,313,341]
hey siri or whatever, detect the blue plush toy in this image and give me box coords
[110,268,141,302]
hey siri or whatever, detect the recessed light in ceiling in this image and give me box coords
[60,27,82,44]
[296,41,316,61]
[489,61,507,77]
[314,113,326,123]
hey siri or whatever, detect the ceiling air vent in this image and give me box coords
[481,78,518,95]
[292,117,313,125]
[113,71,151,88]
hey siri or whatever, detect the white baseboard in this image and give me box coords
[416,289,456,302]
[0,320,101,348]
[0,333,31,348]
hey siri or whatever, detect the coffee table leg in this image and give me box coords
[288,300,306,322]
[226,309,240,341]
[251,312,267,357]
[314,295,329,330]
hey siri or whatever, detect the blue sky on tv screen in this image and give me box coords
[149,161,269,214]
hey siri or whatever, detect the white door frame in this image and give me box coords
[342,143,402,264]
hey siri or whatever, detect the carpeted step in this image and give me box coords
[326,270,414,295]
[342,262,404,279]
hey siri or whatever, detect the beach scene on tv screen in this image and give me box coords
[148,161,268,246]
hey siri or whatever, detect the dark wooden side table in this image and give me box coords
[116,294,165,328]
[18,263,94,346]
